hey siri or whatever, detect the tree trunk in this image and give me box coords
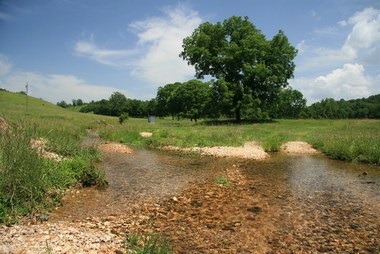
[235,108,241,122]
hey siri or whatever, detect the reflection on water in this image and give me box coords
[241,154,379,205]
[288,156,379,202]
[52,148,226,220]
[104,148,227,199]
[239,154,379,252]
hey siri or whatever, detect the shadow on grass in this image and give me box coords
[200,118,277,126]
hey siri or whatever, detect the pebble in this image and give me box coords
[0,221,123,253]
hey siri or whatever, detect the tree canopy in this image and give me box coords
[180,16,297,121]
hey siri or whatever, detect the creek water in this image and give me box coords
[241,154,380,207]
[51,147,380,251]
[51,148,228,220]
[52,148,379,220]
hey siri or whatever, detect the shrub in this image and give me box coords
[119,112,129,124]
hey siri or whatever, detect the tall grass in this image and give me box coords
[0,118,106,224]
[0,121,49,223]
[307,120,380,164]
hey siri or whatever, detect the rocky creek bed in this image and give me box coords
[1,141,379,253]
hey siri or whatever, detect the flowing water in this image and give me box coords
[238,154,380,252]
[51,147,380,251]
[241,154,380,207]
[52,148,227,220]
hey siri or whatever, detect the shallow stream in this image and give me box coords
[51,147,380,251]
[53,148,380,219]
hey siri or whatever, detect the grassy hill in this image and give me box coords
[0,90,116,133]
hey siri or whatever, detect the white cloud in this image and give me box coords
[73,3,202,86]
[74,39,137,67]
[342,7,380,63]
[0,54,13,77]
[293,7,380,103]
[2,71,126,103]
[293,63,374,104]
[129,3,202,85]
[297,7,380,71]
[0,11,12,21]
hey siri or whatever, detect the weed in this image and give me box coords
[123,233,173,254]
[214,176,230,186]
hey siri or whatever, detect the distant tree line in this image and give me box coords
[58,88,379,121]
[303,94,380,119]
[77,92,156,118]
[56,99,84,108]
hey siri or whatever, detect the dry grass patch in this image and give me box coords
[139,132,153,138]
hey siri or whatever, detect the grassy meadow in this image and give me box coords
[0,90,379,222]
[99,117,380,165]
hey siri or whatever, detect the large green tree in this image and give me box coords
[180,16,297,121]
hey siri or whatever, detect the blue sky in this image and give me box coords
[1,0,379,104]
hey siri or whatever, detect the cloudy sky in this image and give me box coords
[0,0,379,104]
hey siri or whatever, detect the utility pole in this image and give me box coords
[25,82,29,113]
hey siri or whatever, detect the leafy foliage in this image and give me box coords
[304,94,380,119]
[79,92,156,118]
[180,16,297,121]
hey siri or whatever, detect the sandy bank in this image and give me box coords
[162,140,320,159]
[281,141,320,155]
[162,141,269,160]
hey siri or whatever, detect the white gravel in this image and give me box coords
[0,220,123,254]
[162,141,269,160]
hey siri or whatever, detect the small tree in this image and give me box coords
[156,82,181,118]
[109,92,127,116]
[119,112,129,124]
[57,100,68,108]
[169,80,212,122]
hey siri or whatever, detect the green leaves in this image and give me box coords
[180,16,297,121]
